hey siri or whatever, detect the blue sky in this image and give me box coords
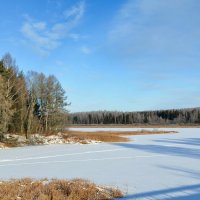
[0,0,200,112]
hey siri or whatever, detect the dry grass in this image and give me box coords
[64,131,129,142]
[0,178,123,200]
[63,130,177,143]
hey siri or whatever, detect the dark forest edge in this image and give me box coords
[69,108,200,126]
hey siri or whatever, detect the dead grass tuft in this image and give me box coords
[0,178,123,200]
[63,130,177,143]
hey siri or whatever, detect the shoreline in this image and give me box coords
[68,124,200,128]
[0,129,177,149]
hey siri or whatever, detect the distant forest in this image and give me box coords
[70,108,200,125]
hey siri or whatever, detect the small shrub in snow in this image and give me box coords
[0,178,123,200]
[28,134,45,145]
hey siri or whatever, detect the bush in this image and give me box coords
[0,178,123,200]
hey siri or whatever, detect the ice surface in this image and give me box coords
[0,128,200,200]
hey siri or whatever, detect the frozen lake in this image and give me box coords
[0,128,200,199]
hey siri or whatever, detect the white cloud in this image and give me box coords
[64,1,85,22]
[80,46,92,54]
[109,0,200,61]
[32,22,46,31]
[55,60,64,66]
[21,1,85,55]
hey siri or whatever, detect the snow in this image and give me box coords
[0,128,200,200]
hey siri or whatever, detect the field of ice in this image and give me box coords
[0,128,200,200]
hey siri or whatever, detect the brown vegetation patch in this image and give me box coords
[0,140,19,148]
[63,130,177,143]
[0,178,123,200]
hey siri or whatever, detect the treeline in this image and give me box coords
[70,108,200,125]
[0,53,69,138]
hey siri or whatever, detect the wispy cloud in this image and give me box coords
[109,0,200,66]
[64,1,85,22]
[80,46,92,54]
[106,0,200,109]
[21,1,85,55]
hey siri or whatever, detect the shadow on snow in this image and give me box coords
[115,137,200,199]
[153,138,200,147]
[157,165,200,180]
[122,184,200,200]
[114,138,200,159]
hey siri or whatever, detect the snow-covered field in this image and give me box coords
[0,128,200,200]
